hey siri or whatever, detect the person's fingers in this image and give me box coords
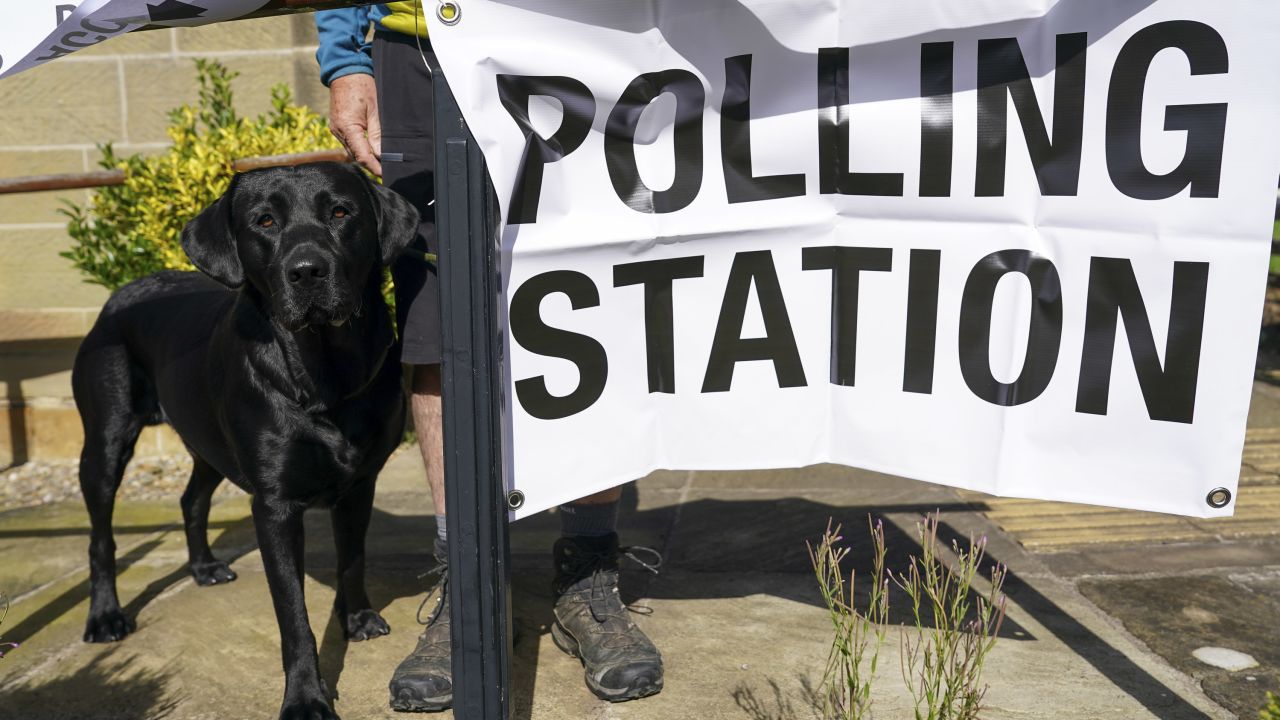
[361,146,383,178]
[350,137,378,176]
[334,121,378,175]
[366,109,383,164]
[361,89,382,177]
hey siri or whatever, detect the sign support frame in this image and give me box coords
[434,73,513,720]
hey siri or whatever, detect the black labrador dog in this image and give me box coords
[73,162,417,719]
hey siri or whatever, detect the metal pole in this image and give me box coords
[433,74,513,720]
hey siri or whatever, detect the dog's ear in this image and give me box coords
[368,178,421,265]
[181,177,244,288]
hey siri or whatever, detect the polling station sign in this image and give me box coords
[427,0,1280,519]
[0,0,270,79]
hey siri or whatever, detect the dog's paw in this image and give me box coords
[190,560,238,586]
[279,695,340,720]
[344,608,390,642]
[83,608,135,643]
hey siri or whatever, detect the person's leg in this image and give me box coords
[559,487,622,534]
[410,364,446,521]
[553,485,664,702]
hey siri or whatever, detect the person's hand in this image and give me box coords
[329,73,382,176]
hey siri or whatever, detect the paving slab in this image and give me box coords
[0,446,1241,719]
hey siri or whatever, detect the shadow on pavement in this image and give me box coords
[4,514,256,646]
[633,495,1031,641]
[933,522,1213,720]
[3,482,1214,719]
[4,537,165,646]
[0,518,245,540]
[732,675,821,720]
[1078,574,1280,719]
[716,513,1213,720]
[3,645,181,719]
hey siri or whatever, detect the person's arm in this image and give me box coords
[316,7,373,85]
[316,8,382,176]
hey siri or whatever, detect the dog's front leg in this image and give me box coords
[252,495,338,720]
[331,477,390,641]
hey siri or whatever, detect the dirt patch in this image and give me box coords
[0,455,243,513]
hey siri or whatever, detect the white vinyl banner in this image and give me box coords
[0,0,270,80]
[429,0,1280,520]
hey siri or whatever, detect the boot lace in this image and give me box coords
[561,544,663,623]
[415,556,449,626]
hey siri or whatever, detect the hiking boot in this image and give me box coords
[551,532,664,702]
[389,542,452,713]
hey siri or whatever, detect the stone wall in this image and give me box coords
[0,15,333,465]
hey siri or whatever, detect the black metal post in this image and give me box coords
[433,75,512,720]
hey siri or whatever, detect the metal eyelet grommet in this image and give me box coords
[1205,487,1232,509]
[437,2,461,25]
[506,489,525,510]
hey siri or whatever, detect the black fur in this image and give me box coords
[73,162,418,720]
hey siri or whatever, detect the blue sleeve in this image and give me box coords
[315,7,374,86]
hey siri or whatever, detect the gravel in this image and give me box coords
[1,456,244,513]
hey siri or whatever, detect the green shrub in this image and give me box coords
[61,59,341,290]
[1262,689,1280,720]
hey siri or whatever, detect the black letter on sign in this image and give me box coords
[919,42,955,198]
[958,250,1063,406]
[818,47,905,196]
[976,33,1087,197]
[722,55,806,204]
[904,249,942,394]
[81,17,130,34]
[498,75,596,225]
[703,251,807,392]
[510,271,608,420]
[61,31,105,49]
[33,45,75,63]
[1076,258,1208,424]
[1106,22,1228,200]
[606,70,705,214]
[614,256,705,394]
[802,246,893,386]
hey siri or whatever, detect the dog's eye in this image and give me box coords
[332,207,349,219]
[256,214,275,229]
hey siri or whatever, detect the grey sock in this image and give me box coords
[559,499,619,537]
[435,514,447,544]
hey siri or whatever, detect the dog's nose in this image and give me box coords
[286,255,330,287]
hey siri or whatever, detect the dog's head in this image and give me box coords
[180,162,419,330]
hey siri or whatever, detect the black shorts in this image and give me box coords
[374,31,440,366]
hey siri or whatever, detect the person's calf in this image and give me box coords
[559,498,620,538]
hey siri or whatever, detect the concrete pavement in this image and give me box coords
[3,388,1279,719]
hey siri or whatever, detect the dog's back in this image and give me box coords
[74,270,233,436]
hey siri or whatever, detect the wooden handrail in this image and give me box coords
[232,148,349,172]
[0,148,352,195]
[0,170,124,194]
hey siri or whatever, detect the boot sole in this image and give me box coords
[389,692,452,713]
[551,621,664,703]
